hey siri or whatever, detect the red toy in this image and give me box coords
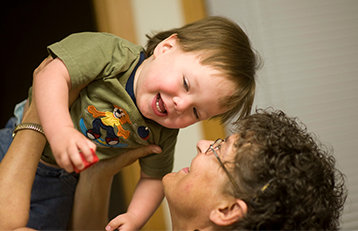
[74,149,99,173]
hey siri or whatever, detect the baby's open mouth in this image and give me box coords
[155,93,167,114]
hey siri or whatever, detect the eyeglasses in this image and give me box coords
[205,138,240,193]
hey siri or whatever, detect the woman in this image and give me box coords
[83,108,348,231]
[0,103,346,230]
[159,110,347,230]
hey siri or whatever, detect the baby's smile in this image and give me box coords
[153,93,167,116]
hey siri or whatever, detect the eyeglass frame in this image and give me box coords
[205,138,240,193]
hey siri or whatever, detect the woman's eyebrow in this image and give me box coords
[219,138,228,158]
[221,136,233,159]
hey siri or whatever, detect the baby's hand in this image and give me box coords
[105,212,141,231]
[73,149,99,173]
[48,127,96,172]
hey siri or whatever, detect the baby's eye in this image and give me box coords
[183,77,189,91]
[193,107,199,120]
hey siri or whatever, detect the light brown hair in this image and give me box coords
[145,16,261,122]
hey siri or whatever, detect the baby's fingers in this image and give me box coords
[58,151,75,173]
[79,139,97,163]
[68,145,85,172]
[71,140,98,173]
[105,216,124,231]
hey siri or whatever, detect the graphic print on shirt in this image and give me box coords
[79,105,131,147]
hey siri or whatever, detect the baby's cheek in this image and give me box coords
[179,117,197,129]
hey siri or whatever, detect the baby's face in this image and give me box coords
[134,36,235,129]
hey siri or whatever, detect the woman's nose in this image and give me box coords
[196,140,213,154]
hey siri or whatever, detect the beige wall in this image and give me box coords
[207,0,358,229]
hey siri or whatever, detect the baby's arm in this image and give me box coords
[33,57,96,172]
[71,146,162,230]
[106,171,164,231]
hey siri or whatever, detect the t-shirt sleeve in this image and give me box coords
[47,32,141,88]
[139,128,179,178]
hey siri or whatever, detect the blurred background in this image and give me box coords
[1,0,357,230]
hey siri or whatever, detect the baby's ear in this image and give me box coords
[209,199,247,226]
[153,33,178,57]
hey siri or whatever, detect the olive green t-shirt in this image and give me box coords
[41,32,178,178]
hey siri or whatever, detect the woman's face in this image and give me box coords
[162,134,239,218]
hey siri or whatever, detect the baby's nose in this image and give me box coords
[173,96,192,113]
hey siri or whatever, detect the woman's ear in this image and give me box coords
[209,199,247,226]
[153,33,178,58]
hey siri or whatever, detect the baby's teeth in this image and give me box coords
[156,100,163,113]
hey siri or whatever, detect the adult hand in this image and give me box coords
[87,144,162,178]
[33,56,53,77]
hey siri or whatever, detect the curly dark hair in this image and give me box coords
[225,108,346,230]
